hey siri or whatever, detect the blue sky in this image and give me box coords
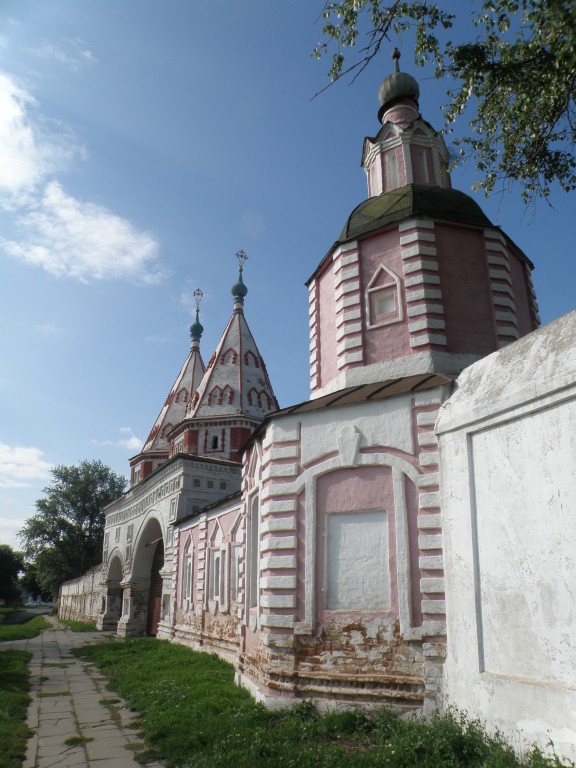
[1,0,574,549]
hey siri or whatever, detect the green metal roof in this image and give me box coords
[338,184,494,243]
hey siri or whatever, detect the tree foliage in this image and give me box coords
[314,0,576,201]
[19,460,126,598]
[0,544,23,602]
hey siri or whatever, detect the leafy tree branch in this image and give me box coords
[314,0,576,201]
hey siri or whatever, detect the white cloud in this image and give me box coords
[30,38,97,73]
[118,427,142,451]
[2,181,165,283]
[0,69,166,284]
[0,443,52,489]
[91,427,142,452]
[0,71,81,205]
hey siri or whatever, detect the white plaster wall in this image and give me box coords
[297,396,414,465]
[437,310,576,760]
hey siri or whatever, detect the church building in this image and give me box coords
[61,51,542,717]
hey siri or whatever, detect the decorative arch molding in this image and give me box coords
[244,350,260,368]
[130,511,165,580]
[365,263,403,329]
[105,549,125,581]
[220,347,238,365]
[263,429,422,639]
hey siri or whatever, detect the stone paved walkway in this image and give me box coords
[3,616,164,768]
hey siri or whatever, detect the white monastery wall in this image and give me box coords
[437,309,576,760]
[59,565,105,623]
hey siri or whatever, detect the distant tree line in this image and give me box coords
[1,459,126,604]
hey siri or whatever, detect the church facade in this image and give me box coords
[60,52,575,746]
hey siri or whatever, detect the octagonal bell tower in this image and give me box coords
[307,50,539,398]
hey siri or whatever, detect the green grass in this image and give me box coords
[0,650,33,768]
[0,615,49,642]
[73,638,574,768]
[64,735,93,747]
[60,618,97,632]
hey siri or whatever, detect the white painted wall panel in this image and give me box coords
[326,510,389,610]
[472,401,576,687]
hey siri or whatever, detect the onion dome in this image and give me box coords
[231,250,248,309]
[190,288,204,342]
[190,309,204,342]
[378,48,420,121]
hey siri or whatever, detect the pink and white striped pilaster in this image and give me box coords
[484,230,520,348]
[400,220,447,350]
[333,242,364,371]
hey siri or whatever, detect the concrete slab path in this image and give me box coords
[3,615,164,768]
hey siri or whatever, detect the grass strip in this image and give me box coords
[59,618,97,632]
[0,615,49,643]
[0,650,33,768]
[73,637,573,768]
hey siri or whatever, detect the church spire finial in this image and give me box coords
[392,47,401,73]
[190,288,204,344]
[231,250,248,312]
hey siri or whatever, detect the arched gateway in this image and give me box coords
[107,516,166,637]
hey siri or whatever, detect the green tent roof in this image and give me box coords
[338,184,494,243]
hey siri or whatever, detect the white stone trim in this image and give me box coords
[337,350,363,367]
[261,517,296,533]
[406,288,443,302]
[399,218,435,232]
[335,280,360,300]
[417,472,439,487]
[335,293,362,312]
[420,451,440,466]
[260,575,296,589]
[403,259,439,275]
[419,555,444,570]
[419,534,443,550]
[334,265,360,286]
[336,322,362,342]
[418,513,441,528]
[260,594,296,609]
[262,463,298,481]
[495,310,518,324]
[405,273,441,288]
[422,599,446,614]
[260,555,297,570]
[489,268,513,285]
[408,318,446,333]
[407,303,444,318]
[260,535,297,551]
[417,412,439,427]
[410,333,447,347]
[419,491,441,508]
[400,231,436,245]
[340,252,359,267]
[336,334,363,354]
[259,613,295,628]
[260,499,297,515]
[268,445,299,462]
[420,578,445,593]
[402,244,438,259]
